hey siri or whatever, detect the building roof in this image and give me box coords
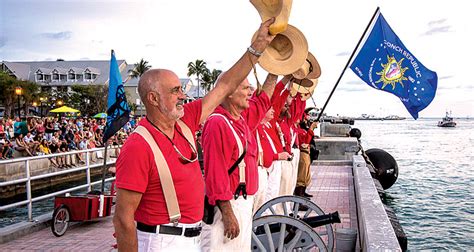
[1,62,31,80]
[1,60,126,85]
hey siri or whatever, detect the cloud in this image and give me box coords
[337,81,369,92]
[439,75,453,80]
[336,51,350,57]
[423,26,452,36]
[91,40,103,44]
[39,31,72,40]
[145,43,156,47]
[428,19,447,26]
[0,36,6,48]
[423,19,452,36]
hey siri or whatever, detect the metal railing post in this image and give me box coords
[25,160,33,222]
[86,150,91,192]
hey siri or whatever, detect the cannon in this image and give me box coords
[252,195,340,251]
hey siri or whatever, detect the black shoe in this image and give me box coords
[303,186,313,198]
[293,186,304,197]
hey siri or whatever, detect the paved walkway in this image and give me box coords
[0,216,116,251]
[0,163,356,251]
[310,163,358,231]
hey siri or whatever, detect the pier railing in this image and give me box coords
[0,147,118,221]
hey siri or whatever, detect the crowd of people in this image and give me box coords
[0,116,140,166]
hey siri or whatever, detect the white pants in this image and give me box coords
[279,160,295,196]
[253,166,268,213]
[200,196,254,252]
[137,222,201,252]
[265,161,282,203]
[290,148,300,193]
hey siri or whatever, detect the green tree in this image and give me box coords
[128,58,151,79]
[201,68,222,92]
[70,84,108,116]
[0,71,39,118]
[0,71,17,117]
[19,80,40,116]
[187,59,208,98]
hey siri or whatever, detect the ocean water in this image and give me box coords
[354,118,474,250]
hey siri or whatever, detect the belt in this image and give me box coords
[136,222,202,237]
[300,149,310,154]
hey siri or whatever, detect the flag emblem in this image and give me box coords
[376,55,408,89]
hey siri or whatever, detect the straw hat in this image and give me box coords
[289,78,318,100]
[250,0,292,35]
[252,24,308,75]
[292,52,321,79]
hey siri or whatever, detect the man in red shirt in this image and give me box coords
[253,107,292,212]
[295,115,318,198]
[201,73,278,250]
[113,19,276,251]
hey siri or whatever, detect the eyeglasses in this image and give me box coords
[148,117,198,164]
[172,133,198,164]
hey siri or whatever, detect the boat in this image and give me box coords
[438,111,457,127]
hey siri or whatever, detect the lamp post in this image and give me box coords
[39,97,46,117]
[15,86,23,117]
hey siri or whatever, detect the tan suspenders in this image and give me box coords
[133,119,194,224]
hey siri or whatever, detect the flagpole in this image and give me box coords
[316,6,381,121]
[101,142,108,193]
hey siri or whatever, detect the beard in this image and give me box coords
[160,99,185,120]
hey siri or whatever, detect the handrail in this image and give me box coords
[0,146,119,221]
[0,147,113,164]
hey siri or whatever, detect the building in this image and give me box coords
[1,60,200,115]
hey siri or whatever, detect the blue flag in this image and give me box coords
[103,50,130,142]
[350,12,437,119]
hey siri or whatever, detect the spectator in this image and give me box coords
[14,134,34,156]
[1,139,14,159]
[39,139,59,167]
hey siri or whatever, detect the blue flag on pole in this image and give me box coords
[350,13,437,119]
[103,50,130,142]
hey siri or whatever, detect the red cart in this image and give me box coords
[51,182,115,237]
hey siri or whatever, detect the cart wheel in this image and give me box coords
[51,205,70,237]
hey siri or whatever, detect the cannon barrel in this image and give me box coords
[255,211,340,235]
[303,211,340,227]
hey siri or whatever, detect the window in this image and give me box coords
[52,73,59,81]
[37,74,44,81]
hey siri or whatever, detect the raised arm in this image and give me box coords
[199,18,276,123]
[260,73,278,98]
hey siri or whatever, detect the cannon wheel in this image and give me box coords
[251,215,327,251]
[254,195,335,251]
[51,205,70,237]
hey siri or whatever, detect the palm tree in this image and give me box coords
[129,58,151,79]
[202,68,222,92]
[187,59,208,98]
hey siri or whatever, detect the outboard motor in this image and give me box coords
[365,148,398,189]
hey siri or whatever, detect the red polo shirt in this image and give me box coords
[203,93,270,205]
[298,128,314,145]
[115,100,204,225]
[256,124,279,168]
